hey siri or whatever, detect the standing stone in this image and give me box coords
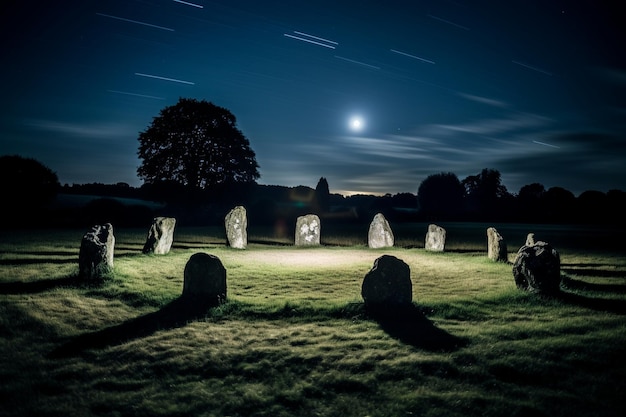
[425,224,446,252]
[225,206,247,249]
[361,255,412,308]
[295,214,321,246]
[142,217,176,254]
[525,233,536,246]
[79,223,115,279]
[512,241,561,295]
[487,227,508,262]
[183,253,227,304]
[368,213,394,249]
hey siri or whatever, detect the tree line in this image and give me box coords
[2,154,624,228]
[1,97,624,227]
[415,169,626,223]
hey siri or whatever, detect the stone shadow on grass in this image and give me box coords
[0,275,83,294]
[557,278,626,315]
[49,296,221,358]
[366,304,469,352]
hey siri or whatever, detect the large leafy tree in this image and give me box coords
[137,98,260,189]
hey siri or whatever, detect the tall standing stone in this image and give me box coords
[225,206,247,249]
[361,255,412,308]
[142,217,176,254]
[425,224,446,252]
[79,223,115,279]
[487,227,508,262]
[512,241,561,295]
[183,253,227,304]
[525,233,536,246]
[368,213,394,249]
[295,214,321,246]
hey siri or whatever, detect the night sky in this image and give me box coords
[1,0,625,196]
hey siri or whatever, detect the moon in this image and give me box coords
[349,116,364,132]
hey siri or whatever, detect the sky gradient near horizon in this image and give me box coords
[1,0,625,196]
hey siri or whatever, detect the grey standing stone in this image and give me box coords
[295,214,321,246]
[525,233,536,246]
[225,206,247,249]
[487,227,508,262]
[425,224,446,252]
[142,217,176,254]
[512,241,561,295]
[79,223,115,279]
[368,213,394,249]
[183,253,227,304]
[361,255,412,308]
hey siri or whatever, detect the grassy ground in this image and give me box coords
[0,223,625,417]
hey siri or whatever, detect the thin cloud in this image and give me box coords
[433,113,552,136]
[457,93,508,108]
[22,119,137,139]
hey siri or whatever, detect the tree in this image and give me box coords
[544,186,576,223]
[518,183,546,202]
[137,98,260,190]
[606,189,626,222]
[314,177,330,213]
[417,172,464,219]
[462,168,510,219]
[0,155,60,219]
[517,183,546,221]
[577,190,607,222]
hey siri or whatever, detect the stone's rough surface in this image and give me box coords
[142,217,176,254]
[512,241,561,295]
[183,253,227,303]
[295,214,321,246]
[79,223,115,279]
[225,206,247,249]
[487,227,508,262]
[425,224,446,252]
[361,255,412,308]
[368,213,394,249]
[525,233,536,247]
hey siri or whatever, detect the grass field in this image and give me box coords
[1,222,625,417]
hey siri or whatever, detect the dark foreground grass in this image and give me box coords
[1,223,625,417]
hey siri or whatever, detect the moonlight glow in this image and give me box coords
[349,116,364,132]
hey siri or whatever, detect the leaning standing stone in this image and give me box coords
[487,227,508,262]
[425,224,446,252]
[183,253,227,305]
[225,206,247,249]
[368,213,394,249]
[512,241,561,295]
[295,214,321,246]
[361,255,412,308]
[142,217,176,254]
[79,223,115,279]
